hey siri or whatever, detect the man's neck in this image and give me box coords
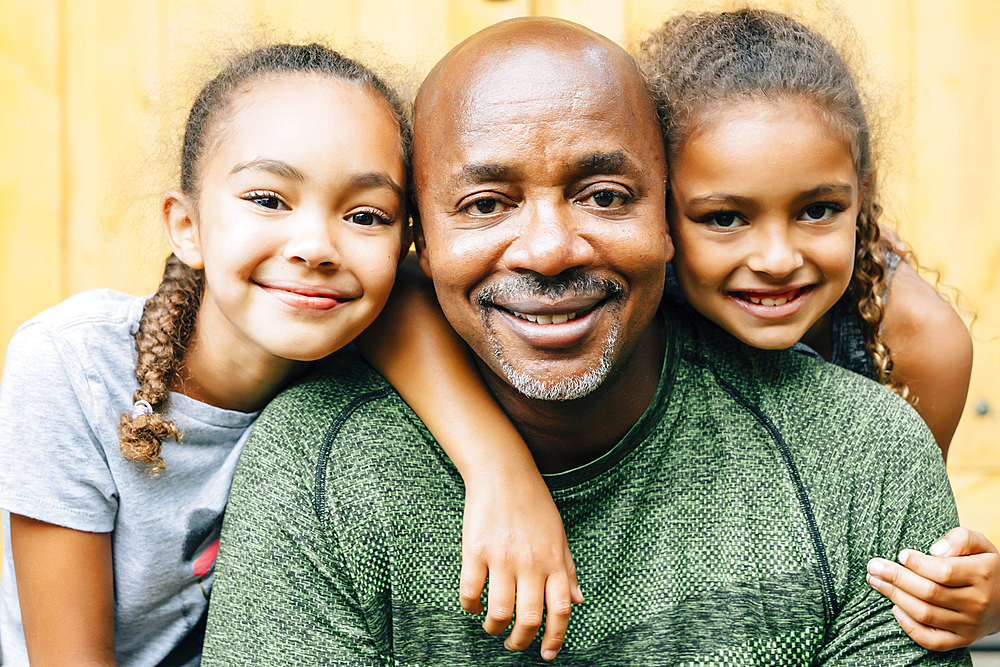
[482,317,666,474]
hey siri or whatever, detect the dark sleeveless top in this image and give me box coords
[662,250,903,381]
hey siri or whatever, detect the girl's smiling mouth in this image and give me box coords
[255,281,357,311]
[726,285,815,319]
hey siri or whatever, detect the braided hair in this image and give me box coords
[639,9,905,397]
[118,43,412,473]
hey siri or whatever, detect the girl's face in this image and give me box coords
[667,99,860,350]
[180,74,406,364]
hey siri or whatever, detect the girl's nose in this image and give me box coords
[746,222,803,278]
[283,212,342,269]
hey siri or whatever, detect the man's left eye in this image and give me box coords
[585,190,630,208]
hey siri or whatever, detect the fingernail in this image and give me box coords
[542,649,558,661]
[897,550,909,565]
[930,539,950,556]
[575,584,584,602]
[866,574,884,591]
[867,559,885,577]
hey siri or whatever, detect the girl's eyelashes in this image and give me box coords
[347,207,394,226]
[242,190,288,211]
[700,211,746,229]
[798,202,845,222]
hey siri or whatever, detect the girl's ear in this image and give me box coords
[161,190,204,270]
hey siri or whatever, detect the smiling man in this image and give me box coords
[203,18,968,666]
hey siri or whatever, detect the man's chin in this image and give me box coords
[489,324,620,402]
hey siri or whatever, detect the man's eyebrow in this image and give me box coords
[456,163,516,184]
[230,159,306,181]
[574,150,637,175]
[347,172,405,199]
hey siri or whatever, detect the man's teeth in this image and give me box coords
[511,311,578,324]
[746,295,790,307]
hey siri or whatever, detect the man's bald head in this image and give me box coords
[410,17,670,410]
[413,17,662,198]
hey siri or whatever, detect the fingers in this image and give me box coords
[867,558,967,611]
[565,545,584,605]
[930,527,997,558]
[459,555,488,615]
[504,575,546,653]
[895,549,985,588]
[538,573,574,661]
[891,604,968,652]
[867,568,971,632]
[482,573,515,636]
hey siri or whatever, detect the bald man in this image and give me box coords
[203,19,967,666]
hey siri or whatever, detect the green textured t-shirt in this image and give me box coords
[203,310,970,666]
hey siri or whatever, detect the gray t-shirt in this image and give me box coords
[0,289,257,667]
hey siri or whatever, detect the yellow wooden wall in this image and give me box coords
[1,0,998,541]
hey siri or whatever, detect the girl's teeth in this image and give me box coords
[747,295,790,306]
[511,311,578,324]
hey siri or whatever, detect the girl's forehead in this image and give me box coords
[201,74,405,179]
[678,96,857,166]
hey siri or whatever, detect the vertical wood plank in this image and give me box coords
[357,0,451,75]
[450,0,531,47]
[534,0,625,44]
[0,0,62,369]
[907,0,1000,502]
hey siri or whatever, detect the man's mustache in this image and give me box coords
[477,273,625,307]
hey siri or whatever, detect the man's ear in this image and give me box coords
[161,190,204,270]
[410,207,433,279]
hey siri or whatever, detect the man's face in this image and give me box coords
[415,46,670,401]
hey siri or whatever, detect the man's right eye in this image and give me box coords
[461,197,509,216]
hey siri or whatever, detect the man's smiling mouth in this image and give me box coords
[508,310,583,325]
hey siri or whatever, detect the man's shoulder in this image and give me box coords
[256,349,399,433]
[671,309,925,436]
[244,348,442,493]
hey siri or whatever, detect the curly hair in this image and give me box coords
[638,8,906,396]
[118,43,412,474]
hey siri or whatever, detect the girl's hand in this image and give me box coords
[460,469,583,661]
[866,527,1000,650]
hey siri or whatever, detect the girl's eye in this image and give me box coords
[705,212,745,229]
[243,191,287,211]
[800,204,840,222]
[584,189,631,209]
[461,197,511,216]
[348,209,392,226]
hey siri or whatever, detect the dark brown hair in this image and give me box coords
[639,9,905,396]
[118,43,412,473]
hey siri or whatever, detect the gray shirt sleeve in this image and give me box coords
[0,321,118,531]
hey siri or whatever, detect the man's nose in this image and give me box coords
[502,202,594,277]
[745,220,803,278]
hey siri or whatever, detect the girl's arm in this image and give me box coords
[879,259,973,460]
[355,256,582,661]
[9,514,116,666]
[864,259,996,650]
